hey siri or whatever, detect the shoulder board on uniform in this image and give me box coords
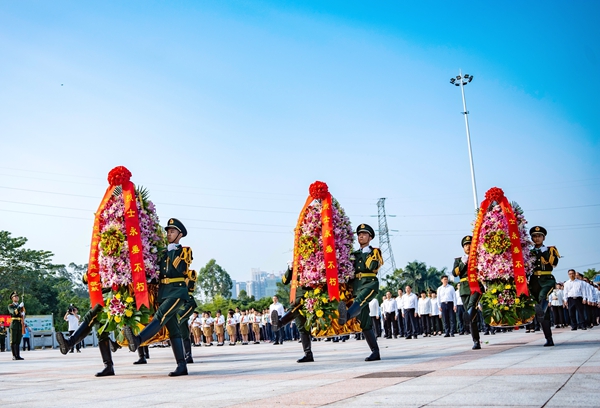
[548,246,560,265]
[365,247,384,270]
[173,246,193,269]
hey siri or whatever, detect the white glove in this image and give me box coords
[362,247,371,253]
[19,302,24,308]
[287,260,293,269]
[461,255,469,264]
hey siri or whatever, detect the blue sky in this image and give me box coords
[0,1,598,284]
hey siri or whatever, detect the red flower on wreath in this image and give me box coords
[309,181,329,200]
[485,187,505,203]
[108,166,132,186]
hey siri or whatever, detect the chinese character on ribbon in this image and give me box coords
[129,227,138,236]
[134,263,143,272]
[329,278,337,286]
[322,216,330,224]
[131,245,140,254]
[324,230,332,238]
[325,245,333,253]
[89,264,97,270]
[127,209,136,218]
[136,282,145,292]
[327,261,335,269]
[125,192,133,203]
[515,261,523,268]
[517,276,525,283]
[322,202,330,210]
[511,232,518,240]
[90,282,100,291]
[513,247,520,254]
[509,219,516,225]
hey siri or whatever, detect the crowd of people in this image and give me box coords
[370,270,600,341]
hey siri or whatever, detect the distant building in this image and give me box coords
[235,281,247,298]
[231,280,237,299]
[246,268,283,299]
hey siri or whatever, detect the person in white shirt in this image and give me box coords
[580,274,596,329]
[417,291,431,337]
[381,292,398,339]
[190,311,201,346]
[269,296,285,345]
[368,298,381,338]
[234,307,242,343]
[396,289,405,337]
[63,307,81,353]
[240,310,250,345]
[202,312,214,346]
[437,275,457,337]
[214,310,225,346]
[402,285,419,339]
[549,283,565,328]
[226,310,237,346]
[429,292,441,335]
[563,269,586,330]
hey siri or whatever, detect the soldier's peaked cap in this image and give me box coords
[356,223,375,238]
[461,235,473,247]
[166,218,187,237]
[10,291,18,298]
[530,226,547,237]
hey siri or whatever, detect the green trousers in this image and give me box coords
[351,277,379,331]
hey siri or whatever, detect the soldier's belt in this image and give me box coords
[160,277,186,284]
[460,278,468,282]
[11,318,21,321]
[533,271,552,276]
[188,291,194,296]
[356,273,377,279]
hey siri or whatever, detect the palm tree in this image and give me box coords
[401,261,427,293]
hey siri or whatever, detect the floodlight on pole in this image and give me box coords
[449,69,478,210]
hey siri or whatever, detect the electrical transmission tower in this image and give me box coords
[377,198,397,277]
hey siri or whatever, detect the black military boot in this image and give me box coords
[168,338,188,377]
[133,346,147,364]
[95,340,115,377]
[338,301,361,326]
[183,338,194,364]
[143,346,150,359]
[273,311,295,332]
[109,338,121,353]
[297,332,314,363]
[57,320,92,355]
[363,329,380,361]
[124,319,161,352]
[541,320,554,347]
[12,345,24,360]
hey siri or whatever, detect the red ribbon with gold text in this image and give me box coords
[321,194,340,301]
[122,181,150,309]
[87,186,116,307]
[468,187,529,296]
[499,200,529,296]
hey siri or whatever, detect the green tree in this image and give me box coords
[382,268,405,292]
[275,281,290,308]
[401,261,427,293]
[197,259,233,301]
[583,268,598,281]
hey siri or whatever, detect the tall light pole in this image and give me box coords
[450,70,478,210]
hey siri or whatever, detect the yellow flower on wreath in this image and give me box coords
[504,284,511,290]
[504,306,509,310]
[515,298,520,304]
[316,310,324,317]
[126,296,134,303]
[491,289,497,294]
[125,310,133,317]
[115,293,121,300]
[314,288,321,295]
[114,315,122,323]
[321,297,328,304]
[492,299,498,305]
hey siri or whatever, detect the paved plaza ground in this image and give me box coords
[1,326,599,408]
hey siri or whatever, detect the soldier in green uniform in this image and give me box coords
[124,218,192,376]
[56,276,117,376]
[453,235,484,350]
[529,226,559,347]
[338,224,383,361]
[271,262,314,363]
[0,323,6,352]
[8,292,25,361]
[178,269,198,364]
